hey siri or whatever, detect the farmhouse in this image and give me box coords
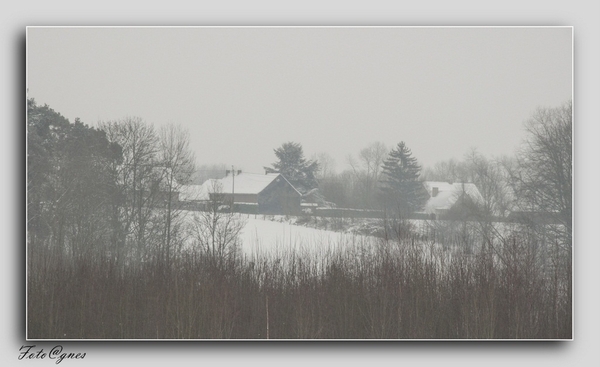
[180,172,302,215]
[422,181,484,219]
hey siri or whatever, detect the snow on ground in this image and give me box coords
[179,210,377,259]
[181,210,529,263]
[238,215,375,258]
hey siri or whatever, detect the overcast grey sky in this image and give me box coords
[27,27,572,174]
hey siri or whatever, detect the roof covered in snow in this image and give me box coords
[423,181,484,214]
[179,173,300,201]
[219,173,282,194]
[178,181,213,201]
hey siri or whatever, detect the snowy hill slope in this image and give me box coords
[239,215,375,258]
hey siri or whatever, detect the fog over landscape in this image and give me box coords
[27,27,571,173]
[26,26,573,340]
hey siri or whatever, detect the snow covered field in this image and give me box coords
[181,210,378,260]
[238,215,376,258]
[181,210,547,264]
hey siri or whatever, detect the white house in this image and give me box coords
[421,181,484,219]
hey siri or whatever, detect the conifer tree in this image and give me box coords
[265,142,319,194]
[379,141,428,215]
[27,99,122,256]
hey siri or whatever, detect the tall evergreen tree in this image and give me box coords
[27,99,122,257]
[379,142,428,215]
[264,142,319,194]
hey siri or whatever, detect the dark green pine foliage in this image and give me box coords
[27,98,123,254]
[264,142,319,194]
[379,141,428,215]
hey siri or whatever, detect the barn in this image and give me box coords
[180,172,302,215]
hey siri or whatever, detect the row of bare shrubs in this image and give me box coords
[27,232,571,339]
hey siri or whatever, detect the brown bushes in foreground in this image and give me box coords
[27,235,571,340]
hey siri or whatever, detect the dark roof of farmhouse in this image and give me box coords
[179,172,301,201]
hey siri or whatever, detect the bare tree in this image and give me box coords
[312,152,336,180]
[189,180,246,268]
[100,117,162,264]
[513,101,572,247]
[359,141,388,188]
[158,124,196,266]
[345,142,389,209]
[462,149,514,219]
[423,155,480,183]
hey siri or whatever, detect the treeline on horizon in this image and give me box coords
[26,98,572,339]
